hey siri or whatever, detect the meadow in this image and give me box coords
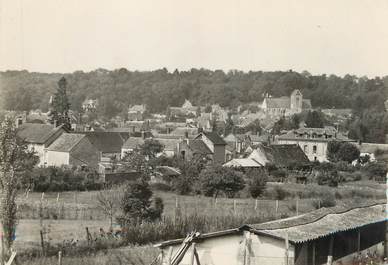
[13,180,385,265]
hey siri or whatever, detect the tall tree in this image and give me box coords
[48,77,71,130]
[0,117,37,257]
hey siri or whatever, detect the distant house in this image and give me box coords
[248,144,309,167]
[178,131,227,163]
[47,133,99,168]
[153,135,180,157]
[223,158,262,168]
[16,123,66,166]
[128,104,146,121]
[170,99,198,117]
[276,126,354,162]
[82,132,130,160]
[82,99,98,112]
[155,202,386,265]
[121,137,146,158]
[261,89,312,117]
[223,133,251,154]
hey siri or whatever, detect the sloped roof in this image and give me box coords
[155,201,385,248]
[83,132,129,153]
[154,138,179,151]
[155,166,181,176]
[122,137,145,149]
[198,131,227,145]
[223,158,262,168]
[265,97,290,109]
[252,144,309,167]
[277,126,353,142]
[251,202,385,243]
[188,139,213,155]
[171,127,198,136]
[17,123,64,144]
[47,133,85,152]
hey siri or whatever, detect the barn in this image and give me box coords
[155,202,387,265]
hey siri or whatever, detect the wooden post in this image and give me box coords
[190,243,196,265]
[40,230,45,256]
[275,200,279,215]
[26,189,29,199]
[233,200,237,214]
[58,251,62,265]
[284,232,289,265]
[296,197,299,216]
[327,235,334,265]
[1,235,5,265]
[56,193,60,203]
[41,192,44,201]
[312,241,316,265]
[254,199,258,210]
[167,246,173,265]
[175,196,179,208]
[318,199,321,209]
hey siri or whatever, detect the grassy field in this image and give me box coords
[11,180,385,264]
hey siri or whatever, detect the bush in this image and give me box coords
[312,192,336,209]
[264,186,290,200]
[246,169,268,198]
[199,165,245,198]
[150,182,171,192]
[362,162,387,181]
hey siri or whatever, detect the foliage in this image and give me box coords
[96,189,123,229]
[246,168,268,198]
[0,117,38,255]
[117,180,163,226]
[198,165,245,198]
[312,192,336,209]
[139,139,164,159]
[315,162,341,187]
[48,77,72,130]
[305,110,326,128]
[31,166,101,192]
[362,162,387,181]
[327,141,360,163]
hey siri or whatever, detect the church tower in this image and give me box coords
[290,89,303,113]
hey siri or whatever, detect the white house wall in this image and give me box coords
[277,140,328,162]
[160,232,293,265]
[46,151,69,167]
[28,144,46,166]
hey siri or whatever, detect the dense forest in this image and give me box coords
[1,68,388,142]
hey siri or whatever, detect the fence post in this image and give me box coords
[275,200,279,215]
[254,199,258,210]
[233,199,237,214]
[40,230,45,256]
[56,193,60,203]
[175,196,179,208]
[58,251,62,265]
[190,243,196,265]
[41,192,45,201]
[296,197,299,216]
[284,232,289,265]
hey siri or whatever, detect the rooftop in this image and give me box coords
[47,133,85,152]
[17,123,65,144]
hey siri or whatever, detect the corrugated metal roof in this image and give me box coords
[250,202,386,243]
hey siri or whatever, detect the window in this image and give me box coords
[303,145,308,153]
[313,145,317,154]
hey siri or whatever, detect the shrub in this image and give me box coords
[199,165,245,198]
[264,186,290,200]
[312,192,336,209]
[246,169,268,198]
[150,182,171,192]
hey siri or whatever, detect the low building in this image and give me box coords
[248,144,309,167]
[170,99,198,117]
[194,132,227,163]
[128,104,146,121]
[82,131,130,160]
[276,126,354,162]
[47,133,99,168]
[155,202,386,265]
[16,123,67,166]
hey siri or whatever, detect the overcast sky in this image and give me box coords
[1,0,388,76]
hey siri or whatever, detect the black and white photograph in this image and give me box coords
[0,1,388,264]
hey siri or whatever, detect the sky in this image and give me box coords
[1,0,388,77]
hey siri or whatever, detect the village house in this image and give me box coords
[155,202,386,265]
[16,123,67,166]
[177,131,227,164]
[46,133,99,168]
[276,126,354,162]
[170,99,198,117]
[261,89,312,117]
[82,131,130,160]
[81,99,98,112]
[224,144,309,170]
[128,104,146,121]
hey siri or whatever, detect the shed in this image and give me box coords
[155,202,386,265]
